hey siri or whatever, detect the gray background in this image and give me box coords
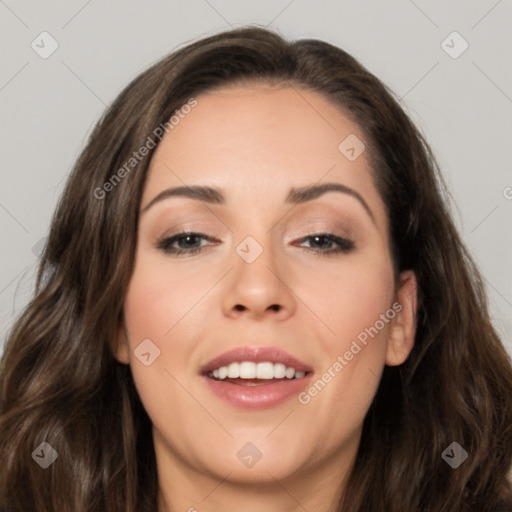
[1,0,511,358]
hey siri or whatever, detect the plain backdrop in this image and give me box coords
[1,0,511,359]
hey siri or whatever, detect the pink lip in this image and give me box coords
[201,375,313,410]
[199,346,313,374]
[199,346,314,410]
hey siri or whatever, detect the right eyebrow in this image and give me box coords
[140,186,225,214]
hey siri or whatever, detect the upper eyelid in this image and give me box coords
[159,217,356,235]
[162,229,351,238]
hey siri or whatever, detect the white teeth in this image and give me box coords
[227,362,239,378]
[285,366,295,379]
[274,363,286,378]
[239,361,256,378]
[256,362,274,379]
[208,361,307,380]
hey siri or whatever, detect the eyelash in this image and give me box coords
[156,231,355,257]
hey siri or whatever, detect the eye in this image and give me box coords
[295,233,355,255]
[156,232,220,256]
[156,231,354,257]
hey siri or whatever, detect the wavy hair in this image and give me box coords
[1,26,511,512]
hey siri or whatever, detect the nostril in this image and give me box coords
[232,304,281,312]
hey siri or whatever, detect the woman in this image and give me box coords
[1,26,511,512]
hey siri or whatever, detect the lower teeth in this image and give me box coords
[208,374,306,381]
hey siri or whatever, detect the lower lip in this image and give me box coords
[201,374,313,410]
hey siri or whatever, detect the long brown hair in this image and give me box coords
[1,26,511,512]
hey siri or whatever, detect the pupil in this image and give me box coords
[314,236,327,247]
[182,235,197,247]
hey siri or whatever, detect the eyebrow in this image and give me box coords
[285,183,374,223]
[141,186,225,213]
[141,182,375,223]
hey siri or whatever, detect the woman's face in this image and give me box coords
[116,83,416,502]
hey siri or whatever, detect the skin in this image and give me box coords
[115,83,417,512]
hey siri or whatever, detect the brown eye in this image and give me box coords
[157,232,219,256]
[295,233,355,255]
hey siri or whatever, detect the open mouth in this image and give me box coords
[202,360,313,409]
[200,346,314,409]
[206,361,310,385]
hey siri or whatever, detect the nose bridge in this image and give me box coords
[221,231,296,319]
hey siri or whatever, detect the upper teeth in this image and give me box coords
[209,361,306,380]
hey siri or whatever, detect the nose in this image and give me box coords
[221,238,297,321]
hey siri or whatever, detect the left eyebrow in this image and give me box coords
[285,183,375,224]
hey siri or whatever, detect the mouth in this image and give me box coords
[207,361,309,383]
[200,346,314,409]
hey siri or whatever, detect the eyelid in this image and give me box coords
[155,231,221,256]
[155,230,355,258]
[288,222,355,242]
[294,232,355,253]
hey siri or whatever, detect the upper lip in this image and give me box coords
[200,346,314,375]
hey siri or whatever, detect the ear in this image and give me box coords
[112,320,130,365]
[385,270,418,367]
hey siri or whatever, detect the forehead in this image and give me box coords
[152,83,364,173]
[143,84,387,228]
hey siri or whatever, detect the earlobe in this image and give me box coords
[112,323,131,365]
[385,270,418,367]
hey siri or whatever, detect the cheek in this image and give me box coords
[296,252,395,409]
[122,263,201,441]
[123,256,206,343]
[299,250,395,344]
[121,262,190,396]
